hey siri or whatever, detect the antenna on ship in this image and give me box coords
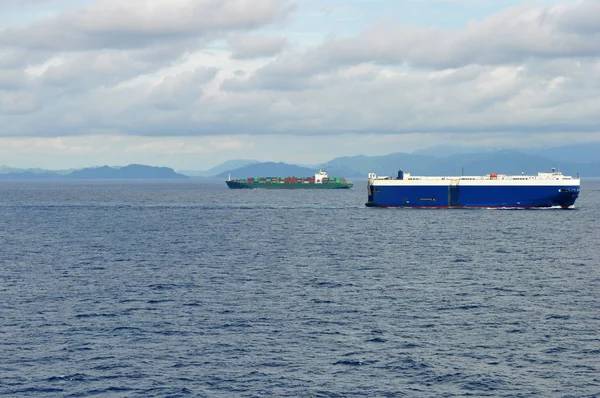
[228,173,231,181]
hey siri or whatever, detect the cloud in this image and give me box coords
[148,67,218,110]
[0,49,32,68]
[0,0,55,5]
[3,59,600,137]
[232,0,600,81]
[25,44,199,91]
[0,0,293,51]
[1,0,599,146]
[0,0,291,130]
[213,58,600,136]
[556,0,600,35]
[0,90,40,114]
[227,34,287,59]
[212,1,600,137]
[0,68,28,90]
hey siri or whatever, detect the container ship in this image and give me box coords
[226,170,353,189]
[366,168,580,209]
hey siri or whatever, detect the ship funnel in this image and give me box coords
[397,169,404,180]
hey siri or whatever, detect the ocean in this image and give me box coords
[1,179,599,397]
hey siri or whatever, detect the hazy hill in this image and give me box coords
[315,165,363,179]
[180,159,259,177]
[531,143,600,164]
[0,166,73,176]
[435,150,569,176]
[216,146,599,178]
[411,145,491,158]
[10,142,596,179]
[410,143,600,164]
[216,162,317,179]
[425,150,599,177]
[321,153,437,177]
[1,165,30,174]
[321,148,599,177]
[0,171,63,180]
[66,164,189,179]
[1,143,598,180]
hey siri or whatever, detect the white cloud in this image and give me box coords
[148,67,218,110]
[1,0,599,168]
[0,68,28,89]
[0,0,293,51]
[227,34,287,59]
[243,0,600,75]
[0,90,39,114]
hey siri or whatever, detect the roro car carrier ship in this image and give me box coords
[366,168,580,209]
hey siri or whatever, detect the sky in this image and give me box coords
[1,0,599,170]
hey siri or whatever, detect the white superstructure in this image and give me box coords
[314,170,328,184]
[368,168,579,187]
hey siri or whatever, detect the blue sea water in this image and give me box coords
[1,179,599,397]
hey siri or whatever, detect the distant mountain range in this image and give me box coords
[317,150,600,178]
[178,159,259,177]
[1,143,599,180]
[215,162,317,179]
[411,143,600,164]
[216,144,600,179]
[0,164,188,180]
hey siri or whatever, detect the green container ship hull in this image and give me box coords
[226,181,353,189]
